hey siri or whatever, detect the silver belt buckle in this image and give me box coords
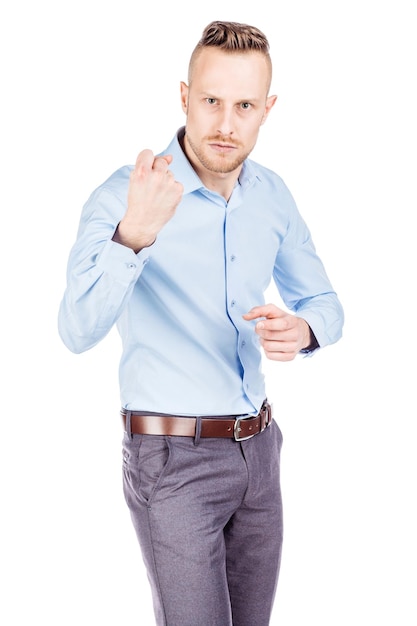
[263,402,272,429]
[233,403,272,441]
[234,416,256,441]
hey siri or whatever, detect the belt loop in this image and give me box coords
[125,410,133,440]
[194,416,202,446]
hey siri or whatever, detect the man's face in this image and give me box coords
[181,48,276,178]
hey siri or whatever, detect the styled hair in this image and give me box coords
[188,21,272,85]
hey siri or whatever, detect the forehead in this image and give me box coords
[190,47,271,96]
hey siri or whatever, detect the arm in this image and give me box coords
[58,151,183,353]
[243,192,343,361]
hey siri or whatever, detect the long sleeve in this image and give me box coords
[58,168,151,353]
[272,203,344,350]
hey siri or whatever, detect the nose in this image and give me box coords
[216,105,234,136]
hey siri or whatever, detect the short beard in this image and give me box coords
[185,132,250,174]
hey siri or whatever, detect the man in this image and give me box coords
[58,20,344,626]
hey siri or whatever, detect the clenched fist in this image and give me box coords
[113,150,184,252]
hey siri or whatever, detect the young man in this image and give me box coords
[58,21,344,626]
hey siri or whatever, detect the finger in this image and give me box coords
[152,155,173,171]
[257,324,296,341]
[133,151,173,176]
[242,306,266,321]
[242,303,286,321]
[263,348,297,362]
[135,149,155,170]
[260,337,299,361]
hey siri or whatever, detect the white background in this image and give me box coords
[1,1,416,624]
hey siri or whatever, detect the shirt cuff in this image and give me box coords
[97,239,152,284]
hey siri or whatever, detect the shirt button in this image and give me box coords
[241,340,246,347]
[127,263,136,269]
[230,254,236,262]
[230,299,236,307]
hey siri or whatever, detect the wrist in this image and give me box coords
[112,223,155,253]
[301,325,319,353]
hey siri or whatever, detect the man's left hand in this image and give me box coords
[243,303,312,361]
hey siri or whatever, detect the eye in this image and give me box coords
[206,98,217,105]
[240,102,251,110]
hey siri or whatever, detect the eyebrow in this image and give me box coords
[200,91,262,103]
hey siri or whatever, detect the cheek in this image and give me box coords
[241,122,262,147]
[186,110,212,135]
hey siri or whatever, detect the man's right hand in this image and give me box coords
[113,149,184,252]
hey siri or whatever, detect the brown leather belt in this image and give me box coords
[121,401,272,442]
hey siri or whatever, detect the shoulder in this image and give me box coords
[247,158,289,189]
[244,158,298,210]
[97,164,134,197]
[86,164,134,206]
[80,165,134,225]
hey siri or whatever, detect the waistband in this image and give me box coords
[121,401,272,442]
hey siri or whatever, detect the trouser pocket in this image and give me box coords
[122,433,173,507]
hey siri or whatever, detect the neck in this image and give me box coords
[198,169,240,202]
[181,133,241,202]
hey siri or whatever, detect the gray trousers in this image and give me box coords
[122,419,283,626]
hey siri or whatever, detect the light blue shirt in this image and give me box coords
[58,128,343,416]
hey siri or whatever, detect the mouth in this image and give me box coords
[208,142,237,154]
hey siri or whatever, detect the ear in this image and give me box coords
[261,94,278,125]
[180,81,189,114]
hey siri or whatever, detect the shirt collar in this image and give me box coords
[160,127,203,195]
